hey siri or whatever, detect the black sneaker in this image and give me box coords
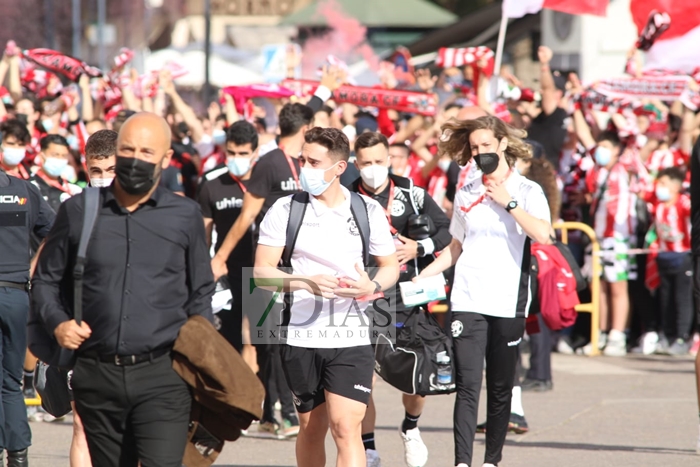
[475,414,528,434]
[508,413,529,434]
[521,378,553,392]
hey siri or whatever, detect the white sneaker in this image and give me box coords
[366,448,382,467]
[604,330,627,357]
[631,331,658,355]
[557,338,575,355]
[455,464,469,467]
[400,427,428,467]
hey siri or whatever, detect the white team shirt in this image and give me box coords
[258,186,396,348]
[449,171,550,318]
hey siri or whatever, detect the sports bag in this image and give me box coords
[374,308,455,396]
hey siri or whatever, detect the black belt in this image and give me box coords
[81,346,172,366]
[0,281,30,292]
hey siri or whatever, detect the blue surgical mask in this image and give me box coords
[655,186,672,202]
[227,157,252,177]
[42,157,69,178]
[2,147,26,166]
[66,134,79,150]
[41,118,54,132]
[594,146,612,167]
[300,162,338,196]
[213,129,226,146]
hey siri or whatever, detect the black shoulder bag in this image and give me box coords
[30,188,99,419]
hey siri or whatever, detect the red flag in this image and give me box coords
[22,49,101,82]
[282,80,438,117]
[543,0,608,16]
[630,0,700,40]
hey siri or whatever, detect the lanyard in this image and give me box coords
[279,145,300,188]
[1,162,29,180]
[229,174,247,193]
[36,170,72,194]
[358,180,397,234]
[460,169,512,214]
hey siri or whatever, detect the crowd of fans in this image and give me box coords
[1,35,699,445]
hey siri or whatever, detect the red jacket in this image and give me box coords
[532,244,580,331]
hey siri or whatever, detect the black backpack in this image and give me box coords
[282,191,370,269]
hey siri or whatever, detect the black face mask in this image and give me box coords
[115,156,160,195]
[474,153,500,175]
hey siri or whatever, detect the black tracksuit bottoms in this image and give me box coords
[451,312,525,466]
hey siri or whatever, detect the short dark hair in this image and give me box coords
[317,105,333,116]
[226,121,259,150]
[85,129,118,160]
[596,130,621,148]
[668,113,682,134]
[444,103,462,112]
[304,127,350,162]
[0,119,31,145]
[113,110,137,134]
[389,142,410,156]
[279,103,314,138]
[354,131,388,154]
[40,134,69,151]
[658,166,685,183]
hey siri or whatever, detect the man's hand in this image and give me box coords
[395,234,419,265]
[211,256,228,281]
[485,179,513,208]
[54,320,92,350]
[79,74,90,90]
[319,65,346,93]
[307,274,340,299]
[538,46,553,65]
[334,263,374,298]
[415,69,437,93]
[159,70,176,96]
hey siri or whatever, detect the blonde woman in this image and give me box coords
[415,116,551,467]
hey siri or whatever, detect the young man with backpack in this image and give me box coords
[349,132,451,467]
[254,127,399,467]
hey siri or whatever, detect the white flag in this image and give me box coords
[502,0,544,18]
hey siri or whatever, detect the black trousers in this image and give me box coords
[526,313,552,382]
[256,343,296,422]
[71,352,191,467]
[657,252,693,340]
[218,273,244,352]
[452,312,525,466]
[0,287,31,451]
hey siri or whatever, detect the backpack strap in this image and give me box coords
[282,192,310,269]
[349,192,370,267]
[73,188,100,325]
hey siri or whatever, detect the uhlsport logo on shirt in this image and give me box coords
[0,195,27,205]
[242,267,397,345]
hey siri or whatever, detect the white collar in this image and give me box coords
[308,184,351,217]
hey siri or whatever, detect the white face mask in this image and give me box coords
[437,159,451,174]
[299,162,338,196]
[359,164,389,190]
[90,177,114,188]
[2,147,26,166]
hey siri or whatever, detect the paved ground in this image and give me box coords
[28,353,699,466]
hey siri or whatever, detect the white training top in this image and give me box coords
[449,171,551,318]
[258,186,396,348]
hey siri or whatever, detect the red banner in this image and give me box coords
[282,80,438,117]
[22,49,102,82]
[221,84,296,116]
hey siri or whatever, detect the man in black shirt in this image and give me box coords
[349,132,451,467]
[0,169,54,466]
[198,121,258,352]
[525,46,569,168]
[32,112,215,467]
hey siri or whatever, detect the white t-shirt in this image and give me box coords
[258,186,396,348]
[449,171,550,318]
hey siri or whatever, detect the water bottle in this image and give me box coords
[436,351,452,385]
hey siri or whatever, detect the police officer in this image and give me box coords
[0,167,55,466]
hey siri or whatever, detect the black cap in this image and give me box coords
[552,73,567,93]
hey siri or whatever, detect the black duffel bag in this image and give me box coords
[374,308,455,396]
